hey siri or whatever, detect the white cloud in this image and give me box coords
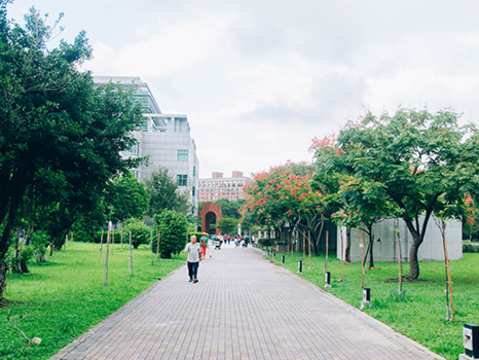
[87,15,231,78]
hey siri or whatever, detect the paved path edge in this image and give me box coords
[49,265,186,360]
[263,253,447,360]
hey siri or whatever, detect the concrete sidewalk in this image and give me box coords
[52,243,446,359]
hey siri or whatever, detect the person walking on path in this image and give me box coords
[199,232,209,260]
[184,235,201,283]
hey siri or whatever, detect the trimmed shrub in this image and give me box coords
[258,238,275,247]
[154,210,188,258]
[121,220,150,249]
[463,243,479,253]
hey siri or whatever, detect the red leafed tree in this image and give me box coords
[241,162,326,254]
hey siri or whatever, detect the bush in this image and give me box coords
[121,220,151,249]
[258,238,275,247]
[187,232,204,240]
[463,243,479,253]
[154,210,188,258]
[30,230,50,262]
[91,230,124,244]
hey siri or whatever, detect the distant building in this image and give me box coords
[93,76,199,212]
[198,172,253,202]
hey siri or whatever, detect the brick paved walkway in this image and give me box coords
[52,244,445,360]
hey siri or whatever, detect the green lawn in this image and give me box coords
[0,242,186,360]
[269,250,478,360]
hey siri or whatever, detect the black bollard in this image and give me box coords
[298,260,302,273]
[464,323,479,358]
[325,271,331,287]
[363,288,371,302]
[282,255,285,264]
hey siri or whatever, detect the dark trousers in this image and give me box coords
[187,261,199,280]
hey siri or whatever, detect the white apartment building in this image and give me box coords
[93,76,199,211]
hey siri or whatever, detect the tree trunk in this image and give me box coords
[0,260,7,301]
[403,214,429,280]
[345,227,351,263]
[405,234,421,279]
[368,224,374,269]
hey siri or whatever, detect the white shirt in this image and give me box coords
[185,243,201,262]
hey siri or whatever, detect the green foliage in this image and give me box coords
[144,167,191,217]
[121,220,150,249]
[0,242,185,360]
[311,108,479,279]
[154,210,188,259]
[218,216,238,234]
[105,173,149,225]
[0,4,147,298]
[463,243,479,253]
[29,230,49,260]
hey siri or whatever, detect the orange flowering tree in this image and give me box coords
[241,162,326,253]
[463,195,479,241]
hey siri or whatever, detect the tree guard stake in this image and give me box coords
[339,227,344,282]
[99,229,103,260]
[128,231,132,275]
[103,222,111,285]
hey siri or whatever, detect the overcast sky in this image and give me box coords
[7,0,479,178]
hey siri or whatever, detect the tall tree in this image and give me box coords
[144,167,191,217]
[105,172,149,224]
[332,108,479,279]
[0,5,145,299]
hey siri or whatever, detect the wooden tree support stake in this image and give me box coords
[128,231,132,275]
[339,227,344,282]
[397,221,402,295]
[99,229,104,260]
[442,219,455,321]
[308,230,312,269]
[103,224,111,285]
[150,230,153,266]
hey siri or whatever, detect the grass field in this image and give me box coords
[0,242,186,360]
[267,249,479,360]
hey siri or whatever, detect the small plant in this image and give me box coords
[121,220,150,249]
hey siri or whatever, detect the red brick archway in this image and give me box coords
[198,203,222,235]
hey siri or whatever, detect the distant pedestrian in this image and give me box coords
[199,232,209,260]
[184,235,201,283]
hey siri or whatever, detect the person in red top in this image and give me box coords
[199,232,209,260]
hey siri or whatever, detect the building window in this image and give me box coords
[192,186,195,196]
[177,149,188,162]
[141,120,148,132]
[193,166,196,177]
[124,144,139,157]
[177,174,187,186]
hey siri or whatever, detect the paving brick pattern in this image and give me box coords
[53,244,445,360]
